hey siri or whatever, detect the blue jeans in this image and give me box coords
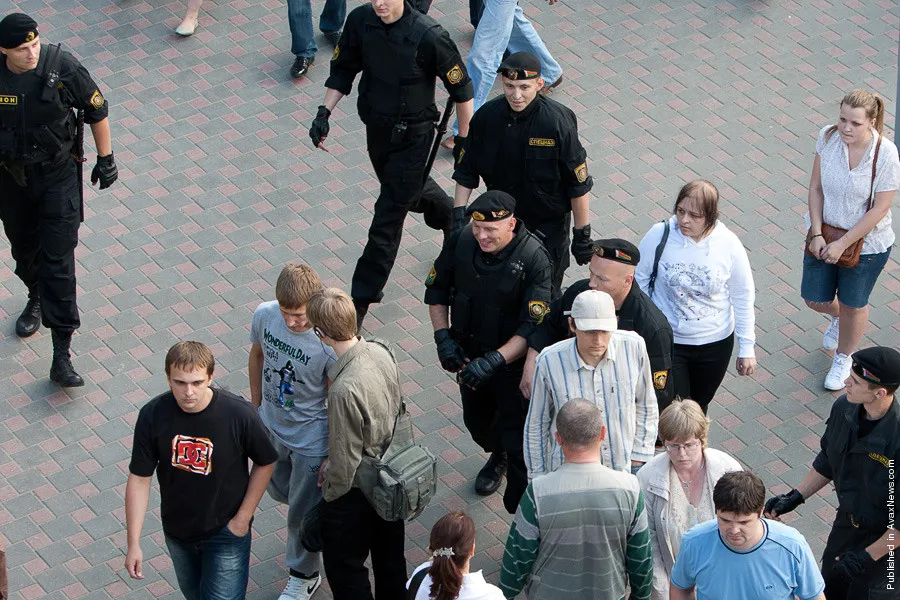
[165,525,251,600]
[287,0,346,58]
[454,0,562,134]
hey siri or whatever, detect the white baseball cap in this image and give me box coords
[565,290,617,332]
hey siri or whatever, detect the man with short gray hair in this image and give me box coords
[499,399,653,600]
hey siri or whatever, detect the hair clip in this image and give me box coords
[432,547,455,558]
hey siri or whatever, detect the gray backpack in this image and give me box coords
[354,340,437,522]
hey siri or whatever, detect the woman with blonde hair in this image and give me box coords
[407,511,503,600]
[802,89,900,390]
[636,399,742,600]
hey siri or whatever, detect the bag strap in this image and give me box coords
[866,134,882,211]
[647,220,670,298]
[407,566,429,600]
[366,338,411,457]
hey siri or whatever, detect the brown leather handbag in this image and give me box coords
[806,134,881,268]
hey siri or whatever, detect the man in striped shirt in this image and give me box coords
[524,289,658,477]
[500,399,653,600]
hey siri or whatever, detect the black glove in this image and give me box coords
[90,153,118,190]
[452,206,469,233]
[571,224,593,266]
[764,489,804,518]
[309,105,331,148]
[434,328,467,372]
[452,135,467,164]
[832,549,876,582]
[300,499,326,552]
[458,350,505,389]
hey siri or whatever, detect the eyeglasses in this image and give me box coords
[665,441,701,453]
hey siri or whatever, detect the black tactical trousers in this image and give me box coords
[528,213,569,300]
[0,157,80,331]
[459,359,529,514]
[351,123,451,304]
[821,511,894,600]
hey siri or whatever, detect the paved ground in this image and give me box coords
[1,0,899,598]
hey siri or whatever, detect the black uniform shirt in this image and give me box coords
[812,395,900,531]
[424,222,552,341]
[453,94,592,225]
[325,4,473,123]
[0,47,109,125]
[528,278,674,407]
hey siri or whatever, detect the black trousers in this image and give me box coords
[459,359,529,514]
[671,333,734,413]
[470,0,485,26]
[351,124,451,304]
[821,511,893,600]
[320,488,407,600]
[0,158,81,331]
[529,214,570,301]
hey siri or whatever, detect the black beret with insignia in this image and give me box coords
[590,238,640,266]
[0,13,39,50]
[466,190,516,222]
[497,51,541,80]
[851,346,900,387]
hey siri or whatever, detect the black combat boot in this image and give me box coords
[353,300,369,335]
[15,287,41,338]
[474,452,508,496]
[49,330,84,387]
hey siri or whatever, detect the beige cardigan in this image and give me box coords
[635,448,742,600]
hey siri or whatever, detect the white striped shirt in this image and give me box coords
[525,331,658,478]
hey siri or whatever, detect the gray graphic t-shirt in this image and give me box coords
[250,301,336,456]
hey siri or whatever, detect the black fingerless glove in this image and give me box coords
[309,105,331,147]
[91,152,118,190]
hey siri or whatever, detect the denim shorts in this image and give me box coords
[800,248,891,309]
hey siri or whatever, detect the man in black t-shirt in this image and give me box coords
[125,342,277,600]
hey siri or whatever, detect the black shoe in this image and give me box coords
[475,452,507,496]
[15,293,41,338]
[353,301,369,334]
[49,330,84,387]
[290,55,315,79]
[324,30,341,48]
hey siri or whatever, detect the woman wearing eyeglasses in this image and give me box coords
[635,399,742,600]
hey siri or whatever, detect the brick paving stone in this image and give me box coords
[1,0,899,597]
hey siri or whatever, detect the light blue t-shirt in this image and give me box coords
[250,301,336,456]
[670,519,825,600]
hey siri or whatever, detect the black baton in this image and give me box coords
[422,96,454,184]
[74,109,86,222]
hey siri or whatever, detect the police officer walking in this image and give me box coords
[0,13,118,387]
[522,239,674,418]
[308,0,474,331]
[453,51,593,299]
[424,191,552,513]
[765,346,900,600]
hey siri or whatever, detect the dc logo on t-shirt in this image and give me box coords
[171,435,214,475]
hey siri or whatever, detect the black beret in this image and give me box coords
[497,51,541,80]
[466,190,516,222]
[0,13,39,50]
[590,238,640,266]
[852,346,900,387]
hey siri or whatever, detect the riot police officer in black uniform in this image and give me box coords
[453,51,593,299]
[425,190,552,513]
[765,346,900,600]
[0,13,118,387]
[522,239,674,417]
[308,0,474,331]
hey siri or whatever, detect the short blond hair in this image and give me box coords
[275,263,323,309]
[658,398,709,449]
[307,287,356,341]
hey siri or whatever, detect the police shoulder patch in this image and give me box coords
[653,370,668,390]
[446,64,464,85]
[528,300,549,324]
[89,90,105,109]
[425,265,437,286]
[574,162,588,183]
[332,45,340,61]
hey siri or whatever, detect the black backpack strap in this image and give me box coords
[407,566,429,600]
[647,220,670,298]
[40,43,63,102]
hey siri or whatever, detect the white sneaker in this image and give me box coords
[824,352,852,391]
[279,574,321,600]
[822,317,840,351]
